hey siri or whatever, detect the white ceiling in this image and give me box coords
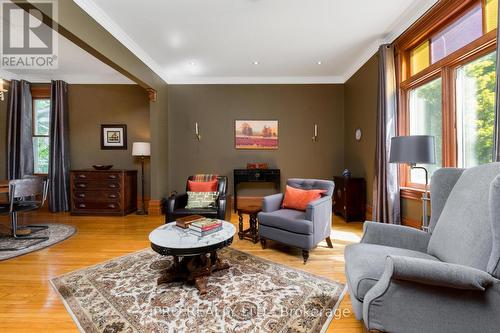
[75,0,437,84]
[1,33,134,84]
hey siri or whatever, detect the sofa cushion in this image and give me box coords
[258,209,313,234]
[428,162,500,271]
[345,243,438,301]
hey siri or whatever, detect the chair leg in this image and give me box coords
[302,250,309,264]
[326,236,333,248]
[0,212,49,252]
[260,238,267,249]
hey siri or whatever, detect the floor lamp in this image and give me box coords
[389,135,436,232]
[132,142,150,215]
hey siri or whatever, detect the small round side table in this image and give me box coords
[237,206,261,243]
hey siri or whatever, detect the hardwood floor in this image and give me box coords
[0,211,365,332]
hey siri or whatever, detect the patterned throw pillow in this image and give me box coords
[186,191,219,209]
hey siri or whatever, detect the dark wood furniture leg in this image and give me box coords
[326,236,333,248]
[250,213,259,243]
[260,238,267,249]
[157,252,230,295]
[238,212,244,240]
[302,250,309,264]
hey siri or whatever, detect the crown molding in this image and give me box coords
[167,76,344,85]
[74,0,437,85]
[341,0,438,82]
[73,0,168,83]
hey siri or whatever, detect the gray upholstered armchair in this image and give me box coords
[258,178,334,263]
[345,163,500,333]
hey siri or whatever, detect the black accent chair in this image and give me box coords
[0,177,49,251]
[165,176,228,223]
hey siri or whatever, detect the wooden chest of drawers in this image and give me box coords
[70,170,137,216]
[333,176,366,222]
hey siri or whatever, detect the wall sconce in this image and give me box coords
[195,122,201,141]
[0,79,7,102]
[312,124,318,142]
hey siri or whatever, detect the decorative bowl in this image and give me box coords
[92,165,113,170]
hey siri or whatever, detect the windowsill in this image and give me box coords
[400,187,430,200]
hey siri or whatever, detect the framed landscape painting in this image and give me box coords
[101,124,127,150]
[235,120,278,150]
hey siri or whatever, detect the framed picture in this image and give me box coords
[101,124,127,150]
[235,120,278,150]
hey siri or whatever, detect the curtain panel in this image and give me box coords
[48,80,70,212]
[7,80,33,180]
[372,44,401,224]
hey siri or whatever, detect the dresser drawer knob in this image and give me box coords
[108,194,117,199]
[77,193,86,198]
[109,184,117,188]
[108,175,117,179]
[108,204,116,209]
[77,184,87,188]
[78,174,86,179]
[78,203,87,208]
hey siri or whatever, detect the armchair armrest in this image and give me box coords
[361,221,431,253]
[306,196,333,242]
[387,255,495,291]
[262,193,284,212]
[217,193,227,220]
[167,193,187,212]
[305,196,331,220]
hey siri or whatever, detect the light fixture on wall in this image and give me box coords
[195,122,201,141]
[0,79,7,102]
[312,124,318,142]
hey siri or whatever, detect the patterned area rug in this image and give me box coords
[51,248,346,333]
[0,224,76,261]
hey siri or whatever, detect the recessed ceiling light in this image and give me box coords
[317,61,323,65]
[253,61,259,65]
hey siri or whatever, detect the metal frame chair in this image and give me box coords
[0,177,49,251]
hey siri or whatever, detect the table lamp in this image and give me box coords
[389,135,436,232]
[132,142,150,215]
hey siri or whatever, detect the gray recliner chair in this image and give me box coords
[258,178,335,263]
[344,162,500,333]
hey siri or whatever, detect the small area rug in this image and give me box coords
[0,223,76,261]
[51,248,346,333]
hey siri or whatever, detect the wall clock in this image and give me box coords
[355,128,362,141]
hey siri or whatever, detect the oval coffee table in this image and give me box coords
[149,220,236,294]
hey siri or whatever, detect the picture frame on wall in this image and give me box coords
[235,120,278,150]
[101,124,127,150]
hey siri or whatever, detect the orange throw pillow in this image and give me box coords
[282,185,326,211]
[188,179,218,192]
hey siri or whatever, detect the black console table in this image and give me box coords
[233,169,281,212]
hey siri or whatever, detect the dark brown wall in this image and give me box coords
[68,84,150,197]
[344,55,421,222]
[168,84,345,196]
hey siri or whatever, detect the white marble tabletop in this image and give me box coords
[149,220,236,249]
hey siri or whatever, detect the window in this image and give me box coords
[396,0,498,196]
[32,88,51,174]
[408,78,443,184]
[456,51,496,168]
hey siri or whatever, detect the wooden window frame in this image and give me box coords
[395,0,497,200]
[31,86,51,176]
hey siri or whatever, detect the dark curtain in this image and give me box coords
[48,80,70,212]
[372,44,401,224]
[7,80,33,180]
[494,2,500,162]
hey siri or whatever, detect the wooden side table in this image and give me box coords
[237,206,261,243]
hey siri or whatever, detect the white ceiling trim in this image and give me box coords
[168,76,345,85]
[75,0,438,85]
[73,0,168,83]
[341,0,438,82]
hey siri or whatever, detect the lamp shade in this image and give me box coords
[389,135,435,165]
[132,142,150,157]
